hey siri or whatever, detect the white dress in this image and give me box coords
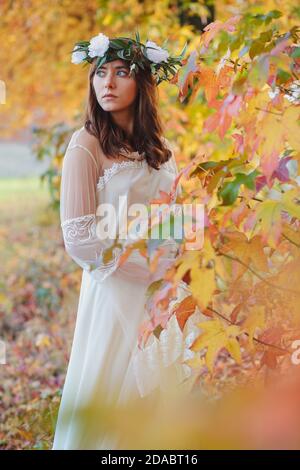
[52,126,205,450]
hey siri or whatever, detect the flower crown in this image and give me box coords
[71,30,187,85]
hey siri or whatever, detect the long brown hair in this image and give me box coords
[83,54,172,170]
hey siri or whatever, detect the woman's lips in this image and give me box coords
[103,96,117,99]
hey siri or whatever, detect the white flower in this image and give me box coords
[88,32,110,58]
[284,80,300,104]
[268,82,300,105]
[268,86,280,100]
[145,40,169,64]
[71,47,87,64]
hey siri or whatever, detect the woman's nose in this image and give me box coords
[104,73,115,88]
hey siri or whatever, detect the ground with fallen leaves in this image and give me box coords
[0,177,81,449]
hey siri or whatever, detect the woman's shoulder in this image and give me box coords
[71,126,99,149]
[161,135,173,149]
[68,126,103,172]
[160,135,176,163]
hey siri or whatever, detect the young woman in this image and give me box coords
[52,34,202,450]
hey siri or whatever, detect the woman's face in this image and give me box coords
[92,59,138,112]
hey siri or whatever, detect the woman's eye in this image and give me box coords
[97,70,128,77]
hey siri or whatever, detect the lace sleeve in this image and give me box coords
[162,137,183,198]
[60,129,121,281]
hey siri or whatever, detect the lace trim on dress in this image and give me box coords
[61,213,122,281]
[96,157,178,192]
[97,160,148,191]
[131,280,208,398]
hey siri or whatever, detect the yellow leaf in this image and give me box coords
[258,112,285,156]
[191,319,242,371]
[222,232,268,275]
[255,200,282,248]
[283,107,300,151]
[242,306,265,350]
[282,189,300,220]
[174,250,200,283]
[226,337,242,363]
[190,265,215,310]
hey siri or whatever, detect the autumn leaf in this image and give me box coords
[191,318,242,371]
[258,111,285,163]
[281,189,300,220]
[202,15,242,47]
[260,349,286,369]
[179,50,200,102]
[255,199,282,248]
[174,250,201,284]
[198,65,219,105]
[241,306,266,350]
[255,155,292,191]
[173,295,197,331]
[190,265,216,311]
[221,232,268,276]
[282,107,300,151]
[218,170,258,205]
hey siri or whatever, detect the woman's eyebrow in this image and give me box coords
[99,65,128,70]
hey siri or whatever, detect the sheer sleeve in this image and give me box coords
[60,129,99,222]
[60,129,121,281]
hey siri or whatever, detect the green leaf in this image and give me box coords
[249,40,266,59]
[96,55,107,68]
[117,50,126,59]
[179,41,188,59]
[277,69,292,84]
[110,39,127,49]
[291,47,300,58]
[135,29,141,44]
[265,10,282,22]
[218,171,258,206]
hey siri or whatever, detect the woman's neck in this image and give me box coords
[110,107,134,135]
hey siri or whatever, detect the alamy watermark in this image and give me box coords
[94,199,205,250]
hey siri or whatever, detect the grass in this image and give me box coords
[0,176,57,227]
[0,176,49,202]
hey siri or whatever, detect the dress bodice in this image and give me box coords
[96,152,179,203]
[60,126,182,284]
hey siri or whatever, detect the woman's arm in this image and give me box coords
[60,129,121,281]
